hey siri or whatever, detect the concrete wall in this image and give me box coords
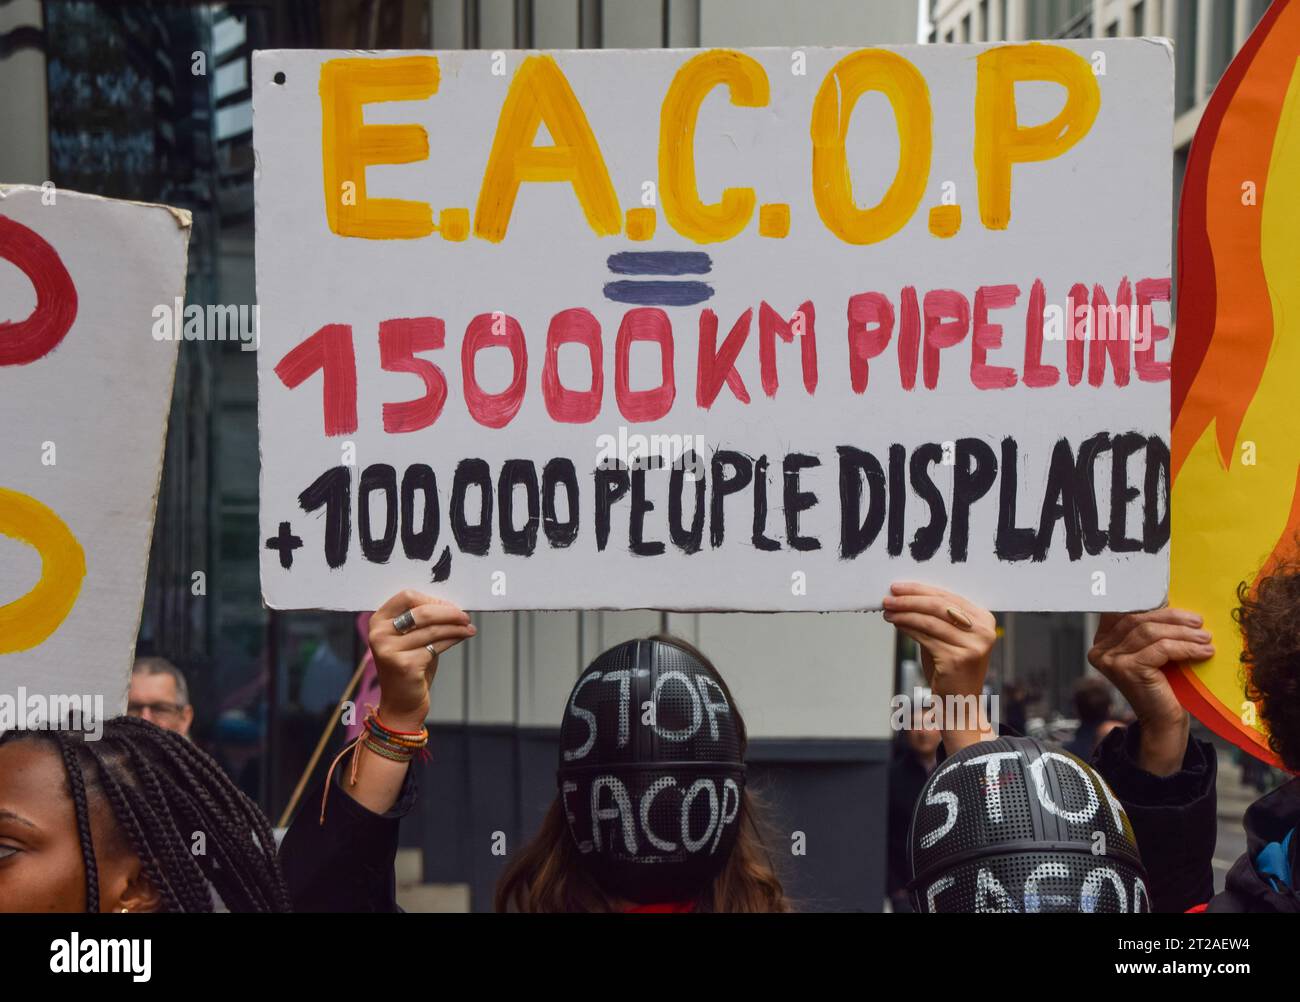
[0,0,48,185]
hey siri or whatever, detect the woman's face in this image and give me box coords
[0,739,142,913]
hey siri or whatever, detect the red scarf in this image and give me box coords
[623,902,695,913]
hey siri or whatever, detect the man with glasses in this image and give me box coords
[127,657,195,738]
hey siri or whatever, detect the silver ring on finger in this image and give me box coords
[425,643,437,660]
[393,610,416,634]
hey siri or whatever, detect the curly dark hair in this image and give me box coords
[1234,559,1300,771]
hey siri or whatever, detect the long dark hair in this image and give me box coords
[0,715,291,912]
[495,635,790,912]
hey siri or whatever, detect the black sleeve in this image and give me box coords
[1091,722,1217,913]
[884,761,910,895]
[278,762,418,913]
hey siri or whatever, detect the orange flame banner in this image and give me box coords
[1171,0,1299,767]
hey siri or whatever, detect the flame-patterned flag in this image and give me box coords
[1171,0,1300,767]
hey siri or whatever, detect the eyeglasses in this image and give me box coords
[127,701,185,718]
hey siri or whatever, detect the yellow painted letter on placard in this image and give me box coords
[811,50,931,245]
[0,488,85,654]
[974,44,1100,230]
[660,50,770,244]
[320,56,439,239]
[474,55,621,243]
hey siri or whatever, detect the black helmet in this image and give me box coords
[908,735,1149,913]
[556,638,746,904]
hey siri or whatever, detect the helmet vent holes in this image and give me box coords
[556,639,747,904]
[909,737,1148,913]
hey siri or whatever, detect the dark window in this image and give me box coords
[1208,0,1237,86]
[1029,0,1092,38]
[1176,0,1200,114]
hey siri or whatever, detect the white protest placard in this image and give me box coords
[0,186,189,719]
[253,41,1172,613]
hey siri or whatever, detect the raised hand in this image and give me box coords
[369,589,476,731]
[1087,609,1212,775]
[883,582,998,754]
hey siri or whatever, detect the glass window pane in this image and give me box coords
[1208,0,1237,86]
[1176,0,1200,114]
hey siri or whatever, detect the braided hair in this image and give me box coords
[0,716,292,913]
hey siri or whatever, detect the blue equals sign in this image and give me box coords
[603,251,714,307]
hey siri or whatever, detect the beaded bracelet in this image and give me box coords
[368,710,426,738]
[365,724,425,748]
[365,709,428,756]
[361,736,418,762]
[319,706,431,825]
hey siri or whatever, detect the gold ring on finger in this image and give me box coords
[945,606,974,630]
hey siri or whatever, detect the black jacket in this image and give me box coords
[886,750,934,896]
[1206,776,1300,913]
[1092,724,1300,913]
[279,763,417,912]
[1089,722,1218,912]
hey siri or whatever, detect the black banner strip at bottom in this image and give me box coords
[2,911,1280,987]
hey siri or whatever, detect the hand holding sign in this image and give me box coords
[367,588,475,730]
[883,582,997,754]
[323,589,474,819]
[1087,609,1212,776]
